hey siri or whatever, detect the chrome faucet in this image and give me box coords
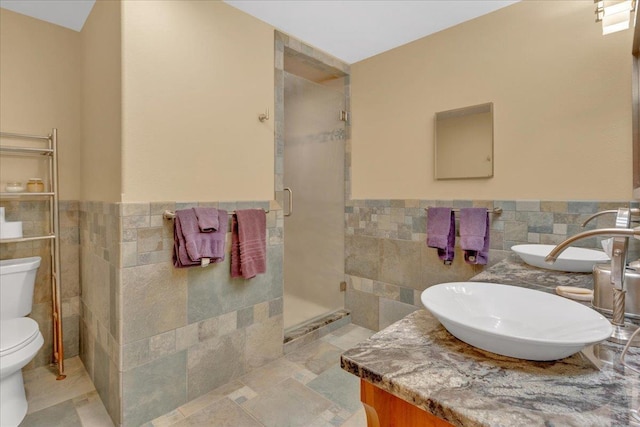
[580,208,640,228]
[545,208,640,345]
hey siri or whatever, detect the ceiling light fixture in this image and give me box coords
[595,0,637,35]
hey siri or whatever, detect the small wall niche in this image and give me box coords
[434,102,494,180]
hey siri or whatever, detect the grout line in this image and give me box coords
[228,395,267,426]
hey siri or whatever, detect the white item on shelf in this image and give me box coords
[0,208,23,239]
[0,222,22,239]
[4,182,24,192]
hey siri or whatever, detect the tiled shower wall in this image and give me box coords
[274,30,351,208]
[80,200,284,427]
[0,200,80,369]
[344,199,640,331]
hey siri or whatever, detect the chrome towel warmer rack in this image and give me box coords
[0,129,66,380]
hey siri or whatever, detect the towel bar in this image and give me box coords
[163,208,269,220]
[424,207,503,215]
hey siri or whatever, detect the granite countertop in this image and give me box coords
[341,256,640,427]
[470,255,594,293]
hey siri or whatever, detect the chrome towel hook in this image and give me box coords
[258,108,270,122]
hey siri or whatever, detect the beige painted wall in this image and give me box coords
[80,0,122,203]
[351,1,634,201]
[0,9,82,200]
[121,1,275,202]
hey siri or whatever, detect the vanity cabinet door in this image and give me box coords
[360,380,454,427]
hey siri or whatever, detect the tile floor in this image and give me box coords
[20,357,114,427]
[20,323,374,427]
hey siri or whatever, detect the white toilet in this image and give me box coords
[0,256,44,427]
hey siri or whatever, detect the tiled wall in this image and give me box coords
[344,199,640,331]
[79,201,121,422]
[0,200,80,369]
[80,200,284,427]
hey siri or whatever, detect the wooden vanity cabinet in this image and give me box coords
[360,380,455,427]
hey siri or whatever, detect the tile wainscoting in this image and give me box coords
[3,195,638,425]
[79,200,284,427]
[344,199,640,331]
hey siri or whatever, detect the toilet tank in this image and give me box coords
[0,257,41,319]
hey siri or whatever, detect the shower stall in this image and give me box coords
[282,62,347,332]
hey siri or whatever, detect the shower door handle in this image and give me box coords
[284,187,293,217]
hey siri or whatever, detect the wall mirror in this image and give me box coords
[434,102,494,180]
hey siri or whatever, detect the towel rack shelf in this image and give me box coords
[0,234,56,244]
[0,128,66,380]
[163,208,269,220]
[424,207,503,215]
[0,145,54,155]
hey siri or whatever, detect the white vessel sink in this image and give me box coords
[421,282,612,361]
[511,244,609,273]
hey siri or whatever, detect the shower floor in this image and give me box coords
[283,292,344,330]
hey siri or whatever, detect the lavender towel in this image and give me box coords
[193,207,219,232]
[426,207,455,265]
[173,208,228,268]
[460,208,489,265]
[231,209,266,279]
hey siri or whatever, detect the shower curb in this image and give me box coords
[283,310,351,354]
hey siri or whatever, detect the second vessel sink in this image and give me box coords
[511,244,609,273]
[421,282,613,361]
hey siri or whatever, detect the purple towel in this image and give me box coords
[460,208,489,265]
[193,207,219,232]
[173,208,228,268]
[231,209,266,279]
[426,207,455,265]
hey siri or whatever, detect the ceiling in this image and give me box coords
[0,0,519,64]
[224,0,519,63]
[0,0,95,32]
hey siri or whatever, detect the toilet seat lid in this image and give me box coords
[0,318,40,357]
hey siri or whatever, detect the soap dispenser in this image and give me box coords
[593,263,640,320]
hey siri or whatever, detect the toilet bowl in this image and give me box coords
[0,318,43,427]
[0,256,42,427]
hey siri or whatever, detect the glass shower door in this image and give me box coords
[283,72,346,330]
